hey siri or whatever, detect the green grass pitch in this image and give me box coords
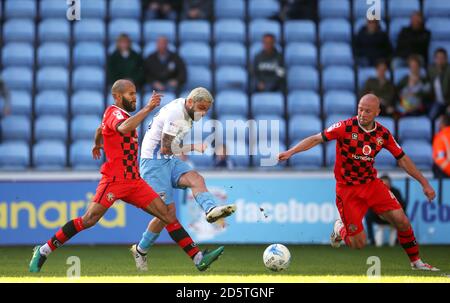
[0,244,449,283]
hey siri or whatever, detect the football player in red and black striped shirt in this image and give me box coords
[279,94,439,271]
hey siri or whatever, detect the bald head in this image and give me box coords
[359,94,381,109]
[112,79,135,95]
[357,94,381,128]
[111,79,137,112]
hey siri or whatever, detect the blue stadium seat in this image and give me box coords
[214,19,246,42]
[376,117,395,134]
[179,20,211,42]
[325,115,349,130]
[353,18,387,35]
[72,67,105,91]
[109,19,141,42]
[320,42,353,66]
[1,67,33,90]
[39,19,70,42]
[110,0,140,19]
[216,114,249,143]
[253,115,286,141]
[324,91,356,116]
[71,140,102,170]
[9,91,32,115]
[35,90,68,116]
[179,43,211,66]
[424,0,450,18]
[229,154,251,168]
[38,43,69,66]
[401,140,432,169]
[285,42,317,66]
[290,144,323,169]
[215,42,246,66]
[71,90,104,116]
[215,66,247,92]
[5,0,36,18]
[353,0,386,20]
[325,140,336,166]
[375,148,397,169]
[0,115,31,142]
[319,19,351,42]
[251,93,284,117]
[2,43,34,67]
[0,141,29,170]
[287,66,319,91]
[73,42,105,66]
[71,115,102,140]
[426,18,450,42]
[289,115,322,143]
[144,20,176,43]
[35,116,68,141]
[389,18,410,47]
[80,0,106,18]
[33,140,66,170]
[214,0,245,19]
[398,116,432,142]
[357,67,391,89]
[74,19,106,42]
[215,90,248,116]
[143,41,175,57]
[288,91,320,116]
[36,67,69,91]
[185,66,212,91]
[248,0,279,19]
[3,19,35,42]
[388,0,419,18]
[40,0,67,18]
[284,20,316,43]
[249,19,281,43]
[319,0,350,19]
[252,142,287,170]
[322,66,355,91]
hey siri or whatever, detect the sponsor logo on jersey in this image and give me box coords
[376,137,383,146]
[352,154,374,161]
[352,133,358,140]
[327,122,342,132]
[362,145,372,155]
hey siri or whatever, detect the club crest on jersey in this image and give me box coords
[362,145,372,156]
[327,122,341,132]
[376,137,384,146]
[106,192,115,202]
[352,133,358,140]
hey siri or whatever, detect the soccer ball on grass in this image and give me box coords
[263,244,291,272]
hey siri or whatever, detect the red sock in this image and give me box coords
[166,220,200,259]
[339,225,351,246]
[398,227,420,262]
[47,217,85,251]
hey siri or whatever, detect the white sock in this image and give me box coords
[39,243,52,257]
[193,251,203,265]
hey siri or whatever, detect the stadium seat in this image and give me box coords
[323,91,356,116]
[325,114,349,130]
[389,18,409,47]
[5,0,36,19]
[178,20,211,42]
[144,20,176,43]
[353,0,386,20]
[214,19,246,42]
[253,115,286,142]
[251,93,284,117]
[215,42,246,66]
[0,115,31,142]
[285,43,317,66]
[289,115,322,143]
[322,66,355,92]
[3,19,35,42]
[109,19,141,42]
[110,0,140,19]
[388,0,420,18]
[214,0,245,19]
[375,148,397,169]
[0,141,30,170]
[287,66,319,91]
[35,90,68,116]
[74,19,106,42]
[215,66,247,92]
[80,0,106,18]
[325,140,336,167]
[216,114,249,144]
[249,19,281,43]
[71,90,105,116]
[179,43,211,66]
[35,115,68,141]
[252,142,287,170]
[36,67,69,91]
[376,117,395,134]
[426,18,450,42]
[1,67,33,90]
[248,0,279,19]
[424,0,450,18]
[184,66,212,91]
[287,91,320,116]
[71,115,102,140]
[73,42,105,66]
[40,0,68,18]
[9,91,32,115]
[284,20,316,43]
[215,90,249,116]
[290,144,323,169]
[401,140,432,169]
[353,18,387,35]
[70,140,102,170]
[33,140,67,170]
[320,42,353,66]
[38,43,70,66]
[72,67,105,91]
[39,19,70,42]
[229,154,251,168]
[398,116,432,141]
[319,19,351,42]
[249,43,282,63]
[393,67,426,85]
[319,0,350,19]
[2,43,34,67]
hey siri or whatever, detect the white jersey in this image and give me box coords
[141,98,193,159]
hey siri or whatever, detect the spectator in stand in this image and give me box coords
[397,54,432,116]
[142,0,181,20]
[354,20,392,67]
[181,0,211,20]
[144,36,187,95]
[107,34,144,89]
[432,114,450,178]
[360,59,397,116]
[214,144,235,169]
[281,0,318,21]
[392,11,431,68]
[253,33,285,92]
[428,48,450,120]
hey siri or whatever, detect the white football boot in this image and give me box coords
[206,204,237,223]
[330,219,344,248]
[130,244,148,271]
[411,259,440,271]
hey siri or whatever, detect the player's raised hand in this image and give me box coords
[423,183,436,202]
[92,144,103,160]
[145,90,163,111]
[278,150,292,161]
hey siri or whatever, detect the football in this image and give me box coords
[263,244,291,272]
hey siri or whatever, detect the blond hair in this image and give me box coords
[187,87,214,104]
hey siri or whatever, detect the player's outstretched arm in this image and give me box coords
[92,125,103,160]
[278,133,324,161]
[398,155,436,202]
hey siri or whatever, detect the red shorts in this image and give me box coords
[336,178,402,236]
[93,177,159,209]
